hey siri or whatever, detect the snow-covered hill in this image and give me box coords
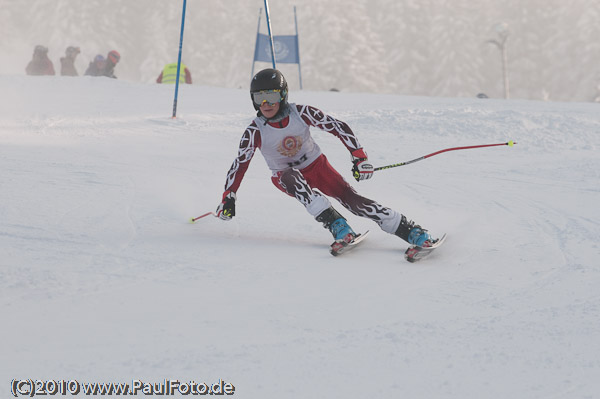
[1,75,599,398]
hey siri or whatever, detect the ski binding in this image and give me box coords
[330,231,370,256]
[404,234,447,263]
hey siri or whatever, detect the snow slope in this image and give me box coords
[1,75,599,398]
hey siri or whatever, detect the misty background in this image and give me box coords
[1,0,599,102]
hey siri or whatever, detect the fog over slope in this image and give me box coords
[1,0,600,100]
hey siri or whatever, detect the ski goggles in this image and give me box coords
[252,90,282,106]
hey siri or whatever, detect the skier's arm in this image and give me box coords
[296,104,362,152]
[297,104,373,181]
[217,123,261,220]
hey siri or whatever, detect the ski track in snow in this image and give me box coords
[1,76,599,398]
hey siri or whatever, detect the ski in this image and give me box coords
[330,231,370,256]
[404,234,447,263]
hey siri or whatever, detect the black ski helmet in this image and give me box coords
[250,68,288,111]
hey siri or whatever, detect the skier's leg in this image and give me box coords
[302,155,431,244]
[338,187,432,245]
[301,155,400,232]
[271,169,330,217]
[272,168,355,241]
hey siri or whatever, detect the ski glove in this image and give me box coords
[216,191,236,221]
[351,148,374,181]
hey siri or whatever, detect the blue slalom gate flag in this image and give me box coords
[254,33,300,64]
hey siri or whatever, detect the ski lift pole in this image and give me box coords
[263,0,277,68]
[374,141,517,171]
[172,0,187,118]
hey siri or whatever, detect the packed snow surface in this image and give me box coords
[1,76,599,398]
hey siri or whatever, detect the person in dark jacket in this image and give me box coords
[84,54,106,76]
[103,50,120,79]
[25,45,55,76]
[60,46,80,76]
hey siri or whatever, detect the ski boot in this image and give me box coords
[404,226,445,263]
[407,226,433,247]
[395,216,440,262]
[317,207,357,255]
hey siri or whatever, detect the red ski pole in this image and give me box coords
[190,212,215,223]
[374,141,517,171]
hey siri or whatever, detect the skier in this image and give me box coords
[216,68,438,259]
[60,46,80,76]
[25,45,55,76]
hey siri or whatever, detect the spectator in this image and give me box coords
[103,50,120,79]
[60,46,80,76]
[84,54,106,76]
[156,62,192,84]
[25,45,55,76]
